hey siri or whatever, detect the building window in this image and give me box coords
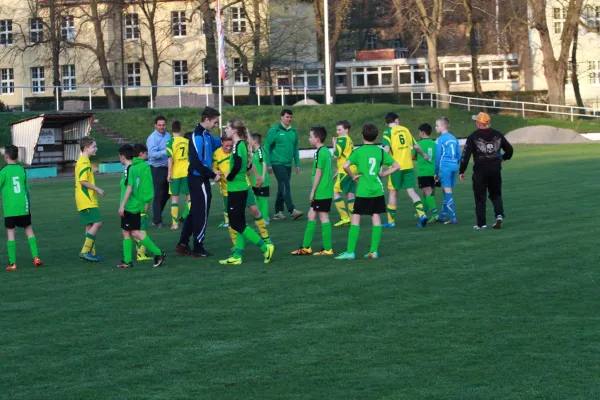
[352,66,393,88]
[31,67,45,93]
[30,18,43,43]
[172,11,187,37]
[125,13,140,40]
[553,8,565,34]
[443,63,471,83]
[293,69,322,89]
[276,71,290,87]
[203,60,211,85]
[589,61,600,85]
[61,16,75,41]
[479,60,519,81]
[231,8,247,33]
[61,64,76,91]
[127,62,141,88]
[0,20,13,45]
[232,57,248,83]
[1,68,14,95]
[335,68,347,88]
[173,60,188,86]
[584,6,600,32]
[398,64,430,85]
[366,32,378,50]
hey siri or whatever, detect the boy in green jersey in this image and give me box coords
[335,124,400,260]
[116,144,167,269]
[412,123,439,220]
[291,127,334,256]
[0,145,43,271]
[250,133,270,224]
[132,144,155,262]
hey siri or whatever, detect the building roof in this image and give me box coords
[9,113,95,126]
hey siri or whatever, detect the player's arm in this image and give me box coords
[167,157,174,183]
[226,152,243,182]
[332,137,338,158]
[310,167,322,202]
[80,180,105,197]
[459,135,473,180]
[380,161,400,177]
[435,140,442,177]
[147,135,167,161]
[500,134,514,161]
[413,143,429,161]
[382,131,391,153]
[293,132,300,173]
[118,185,133,216]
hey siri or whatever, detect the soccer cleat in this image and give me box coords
[219,256,242,265]
[430,214,440,222]
[170,224,179,231]
[291,246,312,255]
[473,225,488,231]
[136,254,153,262]
[263,244,275,264]
[79,252,100,262]
[290,209,304,220]
[174,243,191,256]
[444,219,458,225]
[314,249,334,256]
[493,215,503,229]
[436,216,448,223]
[190,249,213,258]
[334,219,351,227]
[114,261,134,269]
[334,252,355,260]
[153,251,167,267]
[382,222,396,228]
[417,215,428,228]
[33,257,43,267]
[272,212,286,220]
[93,254,105,262]
[178,216,185,223]
[218,221,230,228]
[364,252,379,259]
[5,264,17,271]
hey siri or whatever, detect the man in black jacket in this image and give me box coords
[459,112,514,231]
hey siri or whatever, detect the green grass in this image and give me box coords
[1,144,600,399]
[95,104,600,148]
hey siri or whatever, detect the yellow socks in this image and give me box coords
[334,198,349,220]
[386,205,396,224]
[254,217,269,240]
[81,233,95,254]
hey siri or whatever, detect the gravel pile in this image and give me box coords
[506,126,592,144]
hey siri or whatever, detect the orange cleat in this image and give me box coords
[33,257,43,267]
[5,264,17,271]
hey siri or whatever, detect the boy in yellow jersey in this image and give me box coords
[166,120,190,230]
[332,120,356,227]
[75,136,105,262]
[212,136,234,229]
[381,112,431,228]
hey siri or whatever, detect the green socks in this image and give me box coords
[140,236,161,256]
[241,226,266,252]
[28,237,39,258]
[182,200,191,219]
[425,195,438,215]
[303,221,317,248]
[123,238,133,263]
[322,222,332,251]
[233,233,245,259]
[347,225,360,254]
[7,240,16,265]
[256,196,269,222]
[370,226,382,253]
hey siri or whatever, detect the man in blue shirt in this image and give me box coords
[434,116,461,224]
[175,107,222,258]
[146,116,172,228]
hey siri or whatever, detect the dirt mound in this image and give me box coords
[506,126,592,144]
[293,99,320,106]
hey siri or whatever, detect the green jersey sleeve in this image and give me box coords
[347,150,358,165]
[383,151,395,166]
[382,128,392,147]
[166,138,174,158]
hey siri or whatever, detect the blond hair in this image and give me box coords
[79,136,96,152]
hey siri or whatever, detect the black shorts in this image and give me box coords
[418,176,436,189]
[353,196,386,216]
[252,186,270,197]
[5,214,32,229]
[311,198,332,212]
[228,190,249,232]
[121,211,141,231]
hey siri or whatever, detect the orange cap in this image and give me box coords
[472,112,491,124]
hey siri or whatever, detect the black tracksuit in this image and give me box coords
[459,128,514,227]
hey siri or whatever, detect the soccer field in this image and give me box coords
[1,144,599,399]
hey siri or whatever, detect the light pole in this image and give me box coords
[324,0,332,104]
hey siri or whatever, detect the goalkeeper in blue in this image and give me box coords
[434,117,461,224]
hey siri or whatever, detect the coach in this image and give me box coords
[176,107,222,258]
[265,109,303,220]
[147,116,171,228]
[459,112,514,231]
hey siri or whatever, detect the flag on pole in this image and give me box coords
[215,0,228,80]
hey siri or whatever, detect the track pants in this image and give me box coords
[181,175,212,251]
[472,169,504,227]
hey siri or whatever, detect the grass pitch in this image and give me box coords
[1,144,599,399]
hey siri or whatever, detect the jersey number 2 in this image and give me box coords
[12,176,21,194]
[368,157,377,176]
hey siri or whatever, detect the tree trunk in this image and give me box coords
[90,1,120,108]
[200,2,218,95]
[463,0,483,97]
[571,26,584,111]
[49,0,62,108]
[426,36,449,108]
[266,66,275,105]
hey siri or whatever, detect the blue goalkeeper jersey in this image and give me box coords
[435,132,461,175]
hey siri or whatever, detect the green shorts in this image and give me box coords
[388,169,415,190]
[170,177,189,196]
[246,188,256,208]
[334,172,356,194]
[79,208,102,225]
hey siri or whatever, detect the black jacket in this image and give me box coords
[459,128,513,174]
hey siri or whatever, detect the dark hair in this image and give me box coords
[336,120,351,130]
[201,106,220,122]
[184,131,193,140]
[119,144,134,160]
[250,132,262,144]
[79,136,96,151]
[310,126,327,143]
[4,145,18,161]
[418,123,432,135]
[362,123,378,142]
[133,143,148,157]
[385,112,399,124]
[155,115,167,124]
[172,120,182,133]
[280,108,293,117]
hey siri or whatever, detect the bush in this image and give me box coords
[24,95,151,111]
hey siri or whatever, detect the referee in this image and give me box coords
[459,112,513,231]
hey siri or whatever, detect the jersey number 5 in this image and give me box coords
[368,157,377,176]
[12,176,21,194]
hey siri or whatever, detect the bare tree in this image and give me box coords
[193,0,219,94]
[463,0,483,96]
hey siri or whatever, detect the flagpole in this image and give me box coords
[324,0,331,105]
[217,0,223,130]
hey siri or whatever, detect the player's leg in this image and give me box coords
[182,193,191,221]
[384,173,399,227]
[403,170,427,226]
[366,213,382,259]
[285,166,302,219]
[422,185,439,220]
[292,207,317,255]
[314,208,333,256]
[488,170,504,229]
[256,194,269,225]
[440,170,457,224]
[6,223,17,270]
[136,213,152,262]
[24,222,42,266]
[80,208,102,261]
[248,190,270,243]
[272,165,286,219]
[171,194,180,230]
[116,229,134,268]
[333,174,349,225]
[346,192,355,214]
[134,229,166,267]
[336,198,364,260]
[472,171,488,229]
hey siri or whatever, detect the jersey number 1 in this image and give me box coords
[13,176,21,194]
